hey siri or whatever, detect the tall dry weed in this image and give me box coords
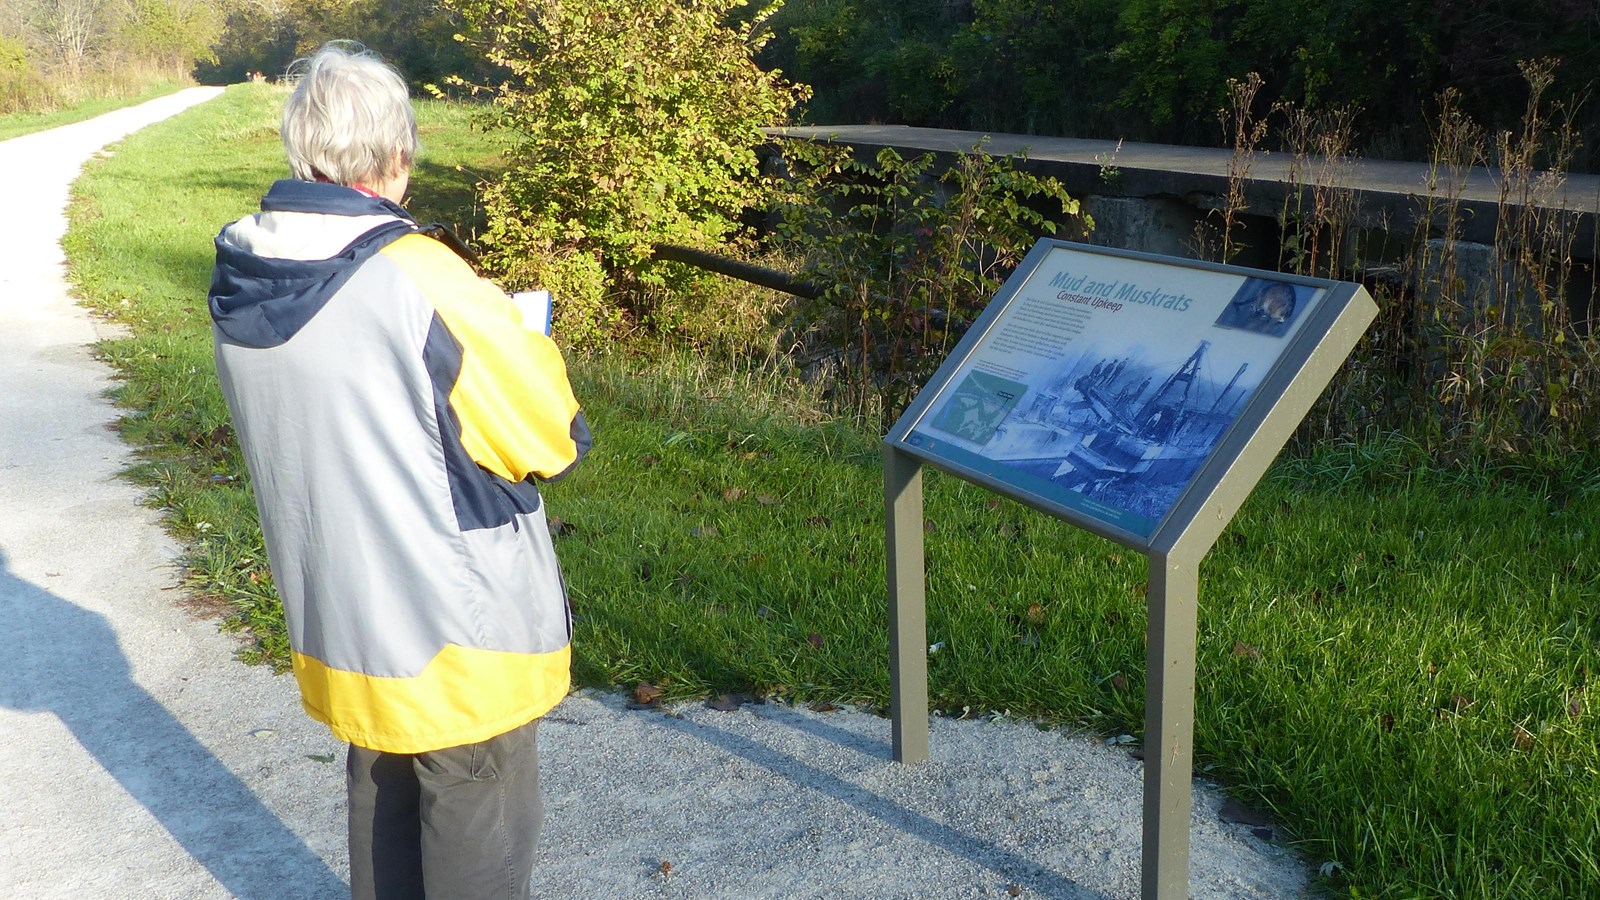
[1218,62,1600,463]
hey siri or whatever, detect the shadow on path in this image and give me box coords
[0,549,345,898]
[645,709,1106,899]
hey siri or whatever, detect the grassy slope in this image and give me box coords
[64,84,1600,898]
[0,80,188,142]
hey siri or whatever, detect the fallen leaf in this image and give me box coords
[808,701,839,713]
[639,454,660,468]
[547,516,576,537]
[1513,724,1535,750]
[998,523,1017,538]
[708,694,745,712]
[806,515,832,528]
[1024,603,1047,625]
[633,682,663,705]
[923,518,936,533]
[1569,692,1586,719]
[1451,693,1475,713]
[722,486,746,502]
[307,753,336,764]
[249,728,276,739]
[806,632,825,649]
[1006,885,1022,897]
[658,860,673,876]
[1231,641,1262,660]
[1111,674,1128,691]
[987,499,1003,511]
[638,561,653,582]
[1378,713,1395,732]
[1218,798,1272,827]
[691,524,719,539]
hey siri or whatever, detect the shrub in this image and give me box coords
[444,0,808,342]
[770,140,1090,423]
[0,36,57,114]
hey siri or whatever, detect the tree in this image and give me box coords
[118,0,222,76]
[194,0,298,83]
[29,0,111,74]
[763,0,967,126]
[952,0,1125,135]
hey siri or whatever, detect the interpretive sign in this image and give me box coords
[893,242,1330,546]
[882,239,1377,900]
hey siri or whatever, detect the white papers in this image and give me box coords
[510,289,552,335]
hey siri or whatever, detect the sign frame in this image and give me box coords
[887,239,1362,552]
[883,239,1377,900]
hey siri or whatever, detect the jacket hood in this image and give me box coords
[209,180,417,348]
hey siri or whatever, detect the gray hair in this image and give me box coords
[281,42,419,187]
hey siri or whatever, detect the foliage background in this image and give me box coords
[761,0,1600,172]
[0,0,219,113]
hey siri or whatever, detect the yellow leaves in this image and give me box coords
[1512,723,1535,751]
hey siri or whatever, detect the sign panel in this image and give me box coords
[892,242,1329,542]
[884,238,1377,899]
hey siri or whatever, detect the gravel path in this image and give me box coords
[0,91,1310,899]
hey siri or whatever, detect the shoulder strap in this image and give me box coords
[416,223,483,271]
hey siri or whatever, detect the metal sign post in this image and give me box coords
[885,443,929,764]
[1141,548,1200,898]
[881,239,1376,899]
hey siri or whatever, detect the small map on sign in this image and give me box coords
[927,370,1028,446]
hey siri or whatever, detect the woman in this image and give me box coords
[209,42,590,900]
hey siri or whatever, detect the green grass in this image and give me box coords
[63,84,1600,898]
[0,79,188,142]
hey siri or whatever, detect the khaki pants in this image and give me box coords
[346,718,542,900]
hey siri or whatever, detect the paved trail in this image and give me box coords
[0,91,1310,899]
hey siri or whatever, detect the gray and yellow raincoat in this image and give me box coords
[209,180,589,753]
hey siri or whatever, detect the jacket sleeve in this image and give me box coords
[382,234,589,483]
